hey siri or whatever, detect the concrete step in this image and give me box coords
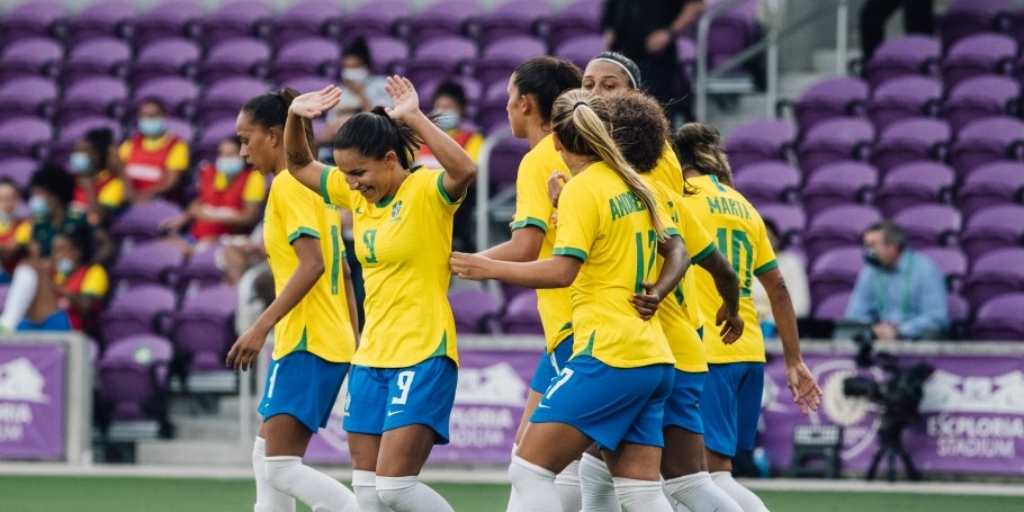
[136,439,252,466]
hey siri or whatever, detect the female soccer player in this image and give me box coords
[674,123,823,512]
[282,77,476,512]
[451,89,687,512]
[225,89,360,512]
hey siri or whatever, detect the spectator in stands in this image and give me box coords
[68,127,127,227]
[601,0,705,118]
[0,178,30,283]
[161,137,265,256]
[119,98,190,204]
[845,220,949,340]
[752,220,810,336]
[316,37,391,150]
[860,0,935,61]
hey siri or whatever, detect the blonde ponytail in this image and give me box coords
[552,89,668,239]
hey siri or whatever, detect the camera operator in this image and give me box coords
[845,220,949,341]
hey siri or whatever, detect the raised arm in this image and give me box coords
[284,86,345,196]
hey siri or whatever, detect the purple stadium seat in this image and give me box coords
[941,33,1017,90]
[268,37,342,84]
[500,290,543,334]
[62,37,131,83]
[804,204,882,263]
[801,161,877,216]
[871,117,950,175]
[757,203,806,248]
[0,1,65,45]
[732,162,800,207]
[338,0,410,45]
[65,0,136,44]
[170,284,238,372]
[195,77,269,126]
[110,241,185,288]
[814,291,852,321]
[487,137,531,194]
[406,0,481,46]
[875,161,955,217]
[948,116,1024,179]
[133,0,203,47]
[192,119,241,165]
[796,118,875,173]
[918,246,968,292]
[56,76,128,125]
[961,248,1024,311]
[724,119,795,171]
[477,0,551,43]
[0,77,58,119]
[201,0,272,47]
[277,74,333,95]
[947,292,970,326]
[547,0,601,48]
[173,247,226,294]
[554,34,604,72]
[892,204,961,248]
[199,38,271,86]
[450,289,502,334]
[133,77,200,121]
[477,82,515,134]
[110,200,183,247]
[809,246,863,306]
[132,38,201,88]
[365,36,411,76]
[956,162,1024,218]
[969,292,1024,341]
[0,158,38,192]
[97,334,173,422]
[707,0,758,68]
[271,0,343,46]
[866,76,942,131]
[0,117,52,161]
[475,36,548,90]
[99,284,177,347]
[940,0,1014,50]
[863,35,941,88]
[404,36,477,89]
[163,117,195,143]
[0,37,63,81]
[942,75,1020,133]
[961,205,1024,261]
[792,77,869,134]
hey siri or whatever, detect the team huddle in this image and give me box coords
[223,52,823,512]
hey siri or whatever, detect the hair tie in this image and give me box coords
[573,101,588,109]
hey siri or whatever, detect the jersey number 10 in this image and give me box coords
[716,228,754,297]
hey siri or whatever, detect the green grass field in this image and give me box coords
[0,476,1021,511]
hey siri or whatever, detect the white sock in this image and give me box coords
[253,437,295,512]
[505,443,520,512]
[710,472,770,512]
[579,453,620,511]
[507,456,560,512]
[554,459,582,512]
[1,264,37,331]
[376,475,456,512]
[613,477,675,512]
[666,472,744,512]
[353,470,393,512]
[263,456,359,512]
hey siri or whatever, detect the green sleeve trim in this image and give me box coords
[437,172,462,205]
[510,216,548,233]
[319,167,333,205]
[288,227,320,244]
[666,227,680,237]
[753,259,779,276]
[690,242,716,264]
[553,247,587,262]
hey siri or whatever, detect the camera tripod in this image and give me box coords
[865,416,922,482]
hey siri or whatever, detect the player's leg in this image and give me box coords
[511,421,594,512]
[579,445,619,512]
[0,263,39,331]
[506,349,551,512]
[345,366,392,512]
[545,339,582,512]
[253,421,295,512]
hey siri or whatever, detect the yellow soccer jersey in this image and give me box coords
[320,166,460,368]
[646,178,717,373]
[510,134,574,352]
[553,161,674,369]
[683,174,777,364]
[647,142,684,196]
[263,170,355,363]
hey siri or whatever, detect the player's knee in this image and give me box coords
[264,456,301,493]
[375,475,417,508]
[508,456,556,493]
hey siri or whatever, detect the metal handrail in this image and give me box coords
[474,126,514,256]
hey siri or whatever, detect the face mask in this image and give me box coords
[138,117,166,138]
[0,212,12,224]
[864,248,883,268]
[28,195,49,218]
[216,156,245,177]
[434,110,461,131]
[57,258,74,276]
[69,152,92,174]
[342,67,369,84]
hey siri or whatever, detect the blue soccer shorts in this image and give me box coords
[664,369,706,435]
[258,351,350,433]
[700,362,765,457]
[528,335,575,394]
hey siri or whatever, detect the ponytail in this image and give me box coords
[333,106,422,169]
[242,87,316,155]
[672,122,733,187]
[552,89,667,239]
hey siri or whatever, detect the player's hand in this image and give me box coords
[631,282,662,320]
[548,171,568,207]
[716,303,744,344]
[786,360,823,415]
[290,85,343,119]
[645,28,673,54]
[384,75,420,123]
[225,326,268,372]
[450,252,492,281]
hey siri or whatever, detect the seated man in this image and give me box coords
[845,220,949,341]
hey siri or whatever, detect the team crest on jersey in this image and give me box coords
[390,200,404,222]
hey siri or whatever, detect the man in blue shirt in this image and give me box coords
[845,220,949,340]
